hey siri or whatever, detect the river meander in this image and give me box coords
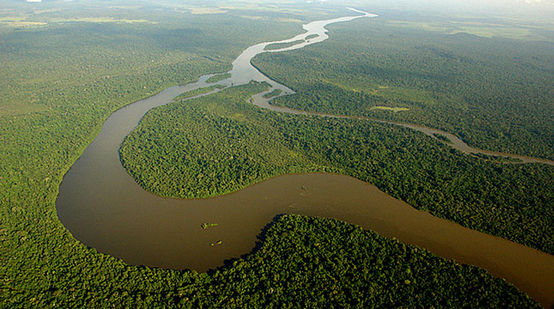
[56,8,554,307]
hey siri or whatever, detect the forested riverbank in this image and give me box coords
[2,2,552,307]
[252,17,554,160]
[120,84,554,256]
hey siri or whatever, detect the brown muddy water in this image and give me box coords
[56,8,554,307]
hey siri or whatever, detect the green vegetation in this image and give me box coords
[433,133,451,143]
[0,3,372,306]
[206,73,231,83]
[222,214,539,308]
[252,17,554,160]
[385,20,552,41]
[120,84,554,255]
[306,34,319,40]
[1,2,551,306]
[265,39,304,50]
[263,88,283,98]
[174,84,225,101]
[370,106,410,112]
[120,82,329,198]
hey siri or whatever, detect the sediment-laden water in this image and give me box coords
[56,8,554,307]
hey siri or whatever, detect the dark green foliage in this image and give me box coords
[120,82,331,198]
[211,214,538,308]
[173,84,225,101]
[252,18,554,160]
[206,73,232,83]
[0,5,341,307]
[433,133,451,143]
[1,3,550,307]
[120,85,554,254]
[1,211,539,307]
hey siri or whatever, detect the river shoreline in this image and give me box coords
[56,9,554,307]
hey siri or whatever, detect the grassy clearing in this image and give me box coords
[50,17,155,24]
[450,26,536,39]
[275,18,303,23]
[0,21,47,28]
[189,8,228,15]
[325,78,464,109]
[240,15,263,20]
[369,106,409,112]
[386,20,549,41]
[0,17,27,22]
[0,16,156,27]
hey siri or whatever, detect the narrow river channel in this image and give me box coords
[56,8,554,307]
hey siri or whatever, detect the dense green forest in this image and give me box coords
[1,1,551,307]
[120,82,329,198]
[121,84,553,255]
[174,84,226,100]
[0,2,377,306]
[3,209,539,307]
[252,17,554,160]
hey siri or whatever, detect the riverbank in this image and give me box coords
[56,9,553,307]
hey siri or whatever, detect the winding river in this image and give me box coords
[56,8,554,307]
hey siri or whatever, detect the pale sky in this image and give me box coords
[327,0,554,21]
[331,0,554,9]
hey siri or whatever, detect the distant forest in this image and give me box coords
[121,83,554,255]
[253,18,554,160]
[1,2,551,307]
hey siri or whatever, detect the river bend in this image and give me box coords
[56,8,554,307]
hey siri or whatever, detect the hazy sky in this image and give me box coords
[413,0,553,8]
[332,0,554,6]
[328,0,554,21]
[330,0,553,9]
[13,0,554,22]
